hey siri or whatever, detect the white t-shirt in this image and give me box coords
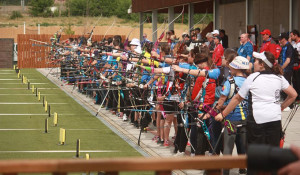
[291,41,300,59]
[238,72,290,124]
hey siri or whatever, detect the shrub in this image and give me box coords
[64,23,75,35]
[29,0,54,17]
[10,11,23,20]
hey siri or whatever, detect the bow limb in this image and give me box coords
[103,18,116,39]
[187,9,208,32]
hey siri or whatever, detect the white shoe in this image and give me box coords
[283,107,291,112]
[123,114,127,121]
[190,153,195,157]
[174,152,185,157]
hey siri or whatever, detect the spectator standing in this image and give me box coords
[290,30,300,102]
[237,33,253,62]
[278,32,295,111]
[220,29,228,49]
[206,32,215,55]
[259,29,280,58]
[194,27,202,41]
[212,36,224,67]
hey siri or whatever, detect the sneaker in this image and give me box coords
[283,107,291,112]
[174,152,185,157]
[239,169,247,174]
[163,140,170,147]
[190,153,195,157]
[152,135,159,141]
[157,139,164,144]
[123,114,127,121]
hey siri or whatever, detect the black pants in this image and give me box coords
[107,89,118,110]
[195,120,210,155]
[174,114,188,153]
[292,69,300,100]
[282,71,294,108]
[190,112,211,155]
[209,117,223,154]
[247,120,282,147]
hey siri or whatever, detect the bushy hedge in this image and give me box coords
[10,11,23,19]
[29,0,54,17]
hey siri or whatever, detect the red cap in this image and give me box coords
[260,29,271,36]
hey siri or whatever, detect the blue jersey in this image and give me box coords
[140,70,151,84]
[179,62,197,70]
[221,76,248,121]
[237,42,253,62]
[208,68,220,80]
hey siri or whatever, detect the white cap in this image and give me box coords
[130,38,141,46]
[211,29,220,35]
[229,56,250,70]
[134,45,142,54]
[253,52,273,68]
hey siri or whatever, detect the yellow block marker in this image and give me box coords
[45,101,48,112]
[86,153,90,175]
[59,128,66,145]
[53,112,58,126]
[38,92,41,101]
[13,65,15,70]
[32,85,35,93]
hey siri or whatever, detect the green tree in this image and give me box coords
[29,0,54,17]
[66,0,86,16]
[114,0,138,21]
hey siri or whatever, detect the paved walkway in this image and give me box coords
[38,68,300,175]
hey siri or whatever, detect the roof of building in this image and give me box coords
[132,0,213,13]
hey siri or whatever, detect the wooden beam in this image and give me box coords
[0,156,247,174]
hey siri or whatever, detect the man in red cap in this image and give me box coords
[259,29,281,59]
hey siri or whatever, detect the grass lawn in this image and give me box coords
[0,68,154,174]
[0,68,142,159]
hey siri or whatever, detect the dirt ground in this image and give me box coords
[0,16,198,43]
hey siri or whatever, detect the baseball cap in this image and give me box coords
[260,29,271,36]
[229,56,249,70]
[130,38,141,46]
[278,32,289,40]
[211,29,220,35]
[253,52,273,68]
[213,36,222,41]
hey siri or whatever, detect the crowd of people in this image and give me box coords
[52,28,299,175]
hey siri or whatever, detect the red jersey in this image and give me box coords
[212,43,224,66]
[260,38,280,59]
[191,67,216,105]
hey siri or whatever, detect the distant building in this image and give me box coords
[54,0,66,4]
[132,0,300,48]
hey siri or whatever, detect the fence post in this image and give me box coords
[38,24,40,35]
[24,22,26,34]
